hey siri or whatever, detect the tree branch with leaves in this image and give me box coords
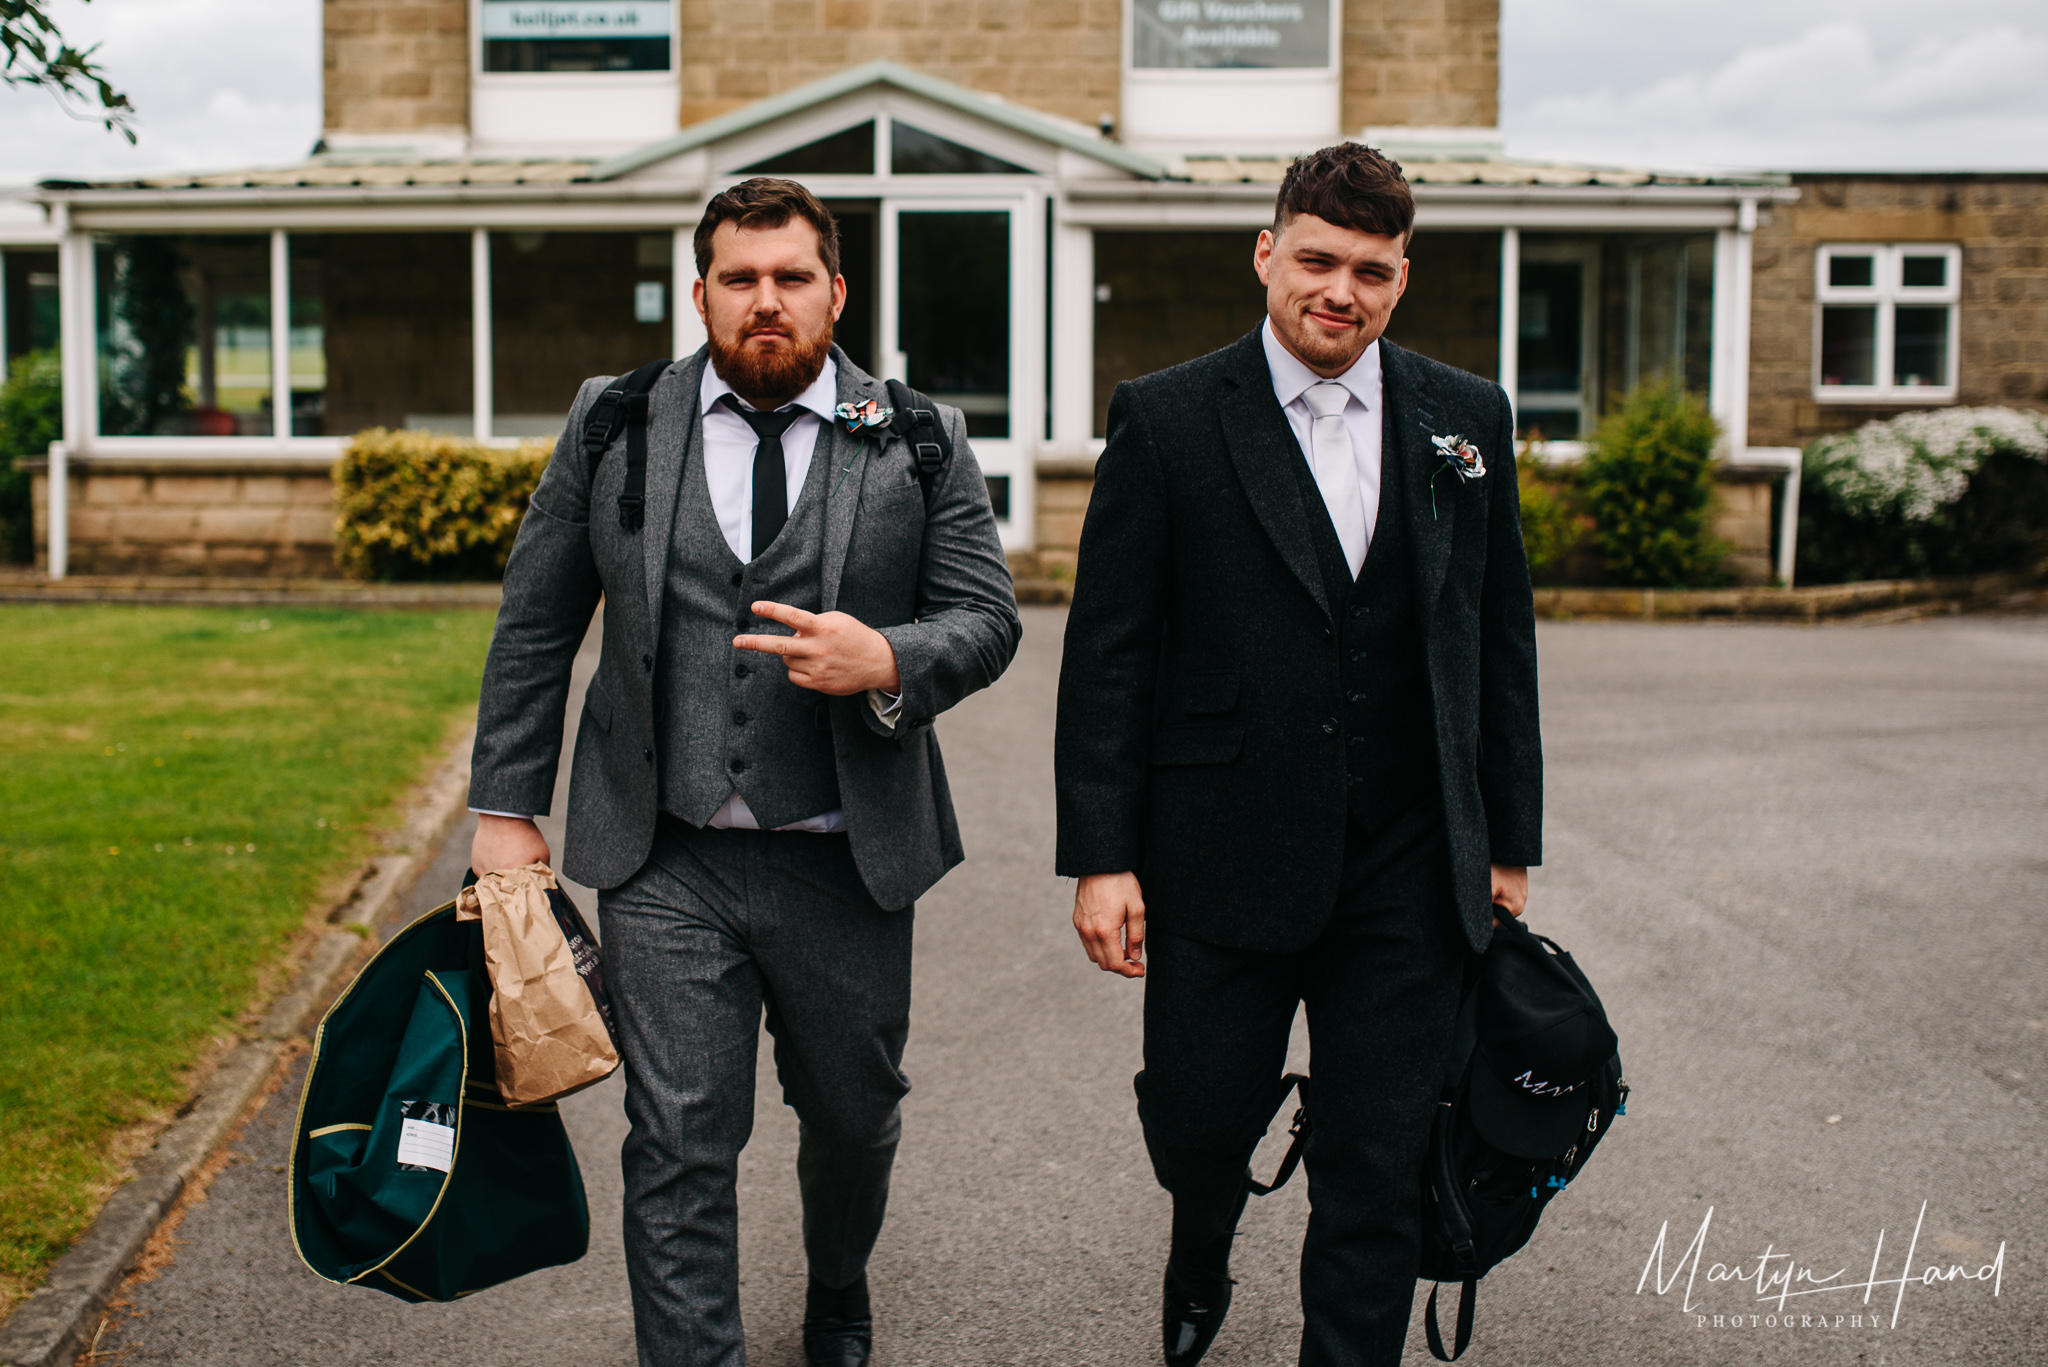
[2,0,135,143]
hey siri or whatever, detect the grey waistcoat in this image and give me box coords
[655,423,841,829]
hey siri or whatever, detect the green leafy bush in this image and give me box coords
[332,428,550,581]
[1796,407,2048,584]
[1578,381,1726,587]
[0,349,63,564]
[1516,467,1585,586]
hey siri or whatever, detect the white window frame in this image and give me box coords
[1813,243,1960,403]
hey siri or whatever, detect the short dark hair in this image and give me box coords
[692,176,841,280]
[1273,143,1415,244]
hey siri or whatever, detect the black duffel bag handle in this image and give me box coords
[1244,1072,1312,1197]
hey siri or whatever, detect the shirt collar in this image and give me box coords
[700,352,839,421]
[1261,316,1381,414]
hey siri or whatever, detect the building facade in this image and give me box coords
[7,0,2040,583]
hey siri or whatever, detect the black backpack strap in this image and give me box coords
[578,357,671,531]
[883,377,952,509]
[1245,1073,1311,1196]
[1423,1280,1476,1361]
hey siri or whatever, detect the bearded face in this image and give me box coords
[1254,213,1409,378]
[696,218,847,408]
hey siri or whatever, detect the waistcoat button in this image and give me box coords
[729,757,748,773]
[731,572,744,587]
[641,653,653,671]
[734,663,750,678]
[1321,719,1337,735]
[732,710,749,726]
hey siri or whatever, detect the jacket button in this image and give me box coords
[1349,734,1363,746]
[1347,691,1363,703]
[729,757,748,773]
[641,747,654,763]
[641,653,653,671]
[731,572,744,587]
[1321,719,1337,735]
[732,710,749,725]
[734,663,750,679]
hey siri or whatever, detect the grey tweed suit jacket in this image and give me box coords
[470,345,1021,910]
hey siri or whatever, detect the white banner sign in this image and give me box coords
[481,1,670,40]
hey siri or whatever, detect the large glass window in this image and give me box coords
[96,235,272,437]
[481,0,670,72]
[890,124,1028,175]
[288,233,473,436]
[3,250,60,365]
[1091,230,1265,438]
[491,231,673,437]
[741,123,875,176]
[898,212,1009,438]
[1814,243,1959,399]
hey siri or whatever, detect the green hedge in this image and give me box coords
[1797,407,2048,585]
[1577,382,1727,588]
[332,428,550,581]
[0,349,61,565]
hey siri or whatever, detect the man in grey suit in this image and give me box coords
[467,177,1020,1367]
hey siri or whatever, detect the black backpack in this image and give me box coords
[577,360,952,531]
[1245,932,1628,1362]
[1415,939,1628,1360]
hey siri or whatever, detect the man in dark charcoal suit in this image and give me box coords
[1054,145,1542,1367]
[467,177,1019,1367]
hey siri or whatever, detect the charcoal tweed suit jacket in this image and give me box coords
[1054,329,1542,954]
[470,345,1021,910]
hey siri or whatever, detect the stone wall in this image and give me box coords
[1748,173,2048,449]
[676,0,1123,129]
[324,0,469,138]
[33,461,337,577]
[1344,0,1498,132]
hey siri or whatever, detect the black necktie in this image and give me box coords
[720,394,803,560]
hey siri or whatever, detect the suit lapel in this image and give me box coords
[820,349,885,612]
[1219,331,1331,621]
[1382,341,1456,621]
[642,349,706,659]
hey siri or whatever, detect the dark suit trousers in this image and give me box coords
[600,817,914,1367]
[1137,816,1470,1367]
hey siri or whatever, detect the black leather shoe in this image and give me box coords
[803,1274,873,1367]
[1161,1260,1233,1367]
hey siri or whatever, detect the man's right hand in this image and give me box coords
[1073,871,1146,979]
[471,813,552,879]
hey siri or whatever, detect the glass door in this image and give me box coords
[880,198,1039,548]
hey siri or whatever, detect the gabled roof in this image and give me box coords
[587,59,1166,182]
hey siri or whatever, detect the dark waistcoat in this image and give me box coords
[655,428,841,828]
[1289,408,1442,835]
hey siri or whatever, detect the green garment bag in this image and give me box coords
[289,897,591,1302]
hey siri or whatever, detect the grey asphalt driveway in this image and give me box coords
[92,609,2048,1365]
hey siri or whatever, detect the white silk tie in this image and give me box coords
[1302,381,1368,578]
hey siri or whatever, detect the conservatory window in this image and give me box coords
[1815,244,1959,401]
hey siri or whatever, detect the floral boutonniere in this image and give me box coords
[835,398,892,435]
[1427,432,1486,518]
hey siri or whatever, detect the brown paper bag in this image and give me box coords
[456,863,620,1106]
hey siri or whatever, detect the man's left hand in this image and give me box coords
[1491,864,1529,923]
[734,602,902,696]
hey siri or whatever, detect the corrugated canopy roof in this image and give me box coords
[43,157,594,192]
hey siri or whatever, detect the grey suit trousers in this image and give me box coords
[600,816,914,1367]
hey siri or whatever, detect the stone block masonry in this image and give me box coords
[324,0,469,138]
[32,461,339,578]
[676,0,1124,129]
[1747,173,2048,450]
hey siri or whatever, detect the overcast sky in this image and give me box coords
[0,0,2044,182]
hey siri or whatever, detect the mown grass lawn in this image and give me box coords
[0,604,497,1311]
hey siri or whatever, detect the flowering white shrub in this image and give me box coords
[1806,408,2048,522]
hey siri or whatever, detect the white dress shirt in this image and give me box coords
[472,355,897,834]
[1262,318,1384,559]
